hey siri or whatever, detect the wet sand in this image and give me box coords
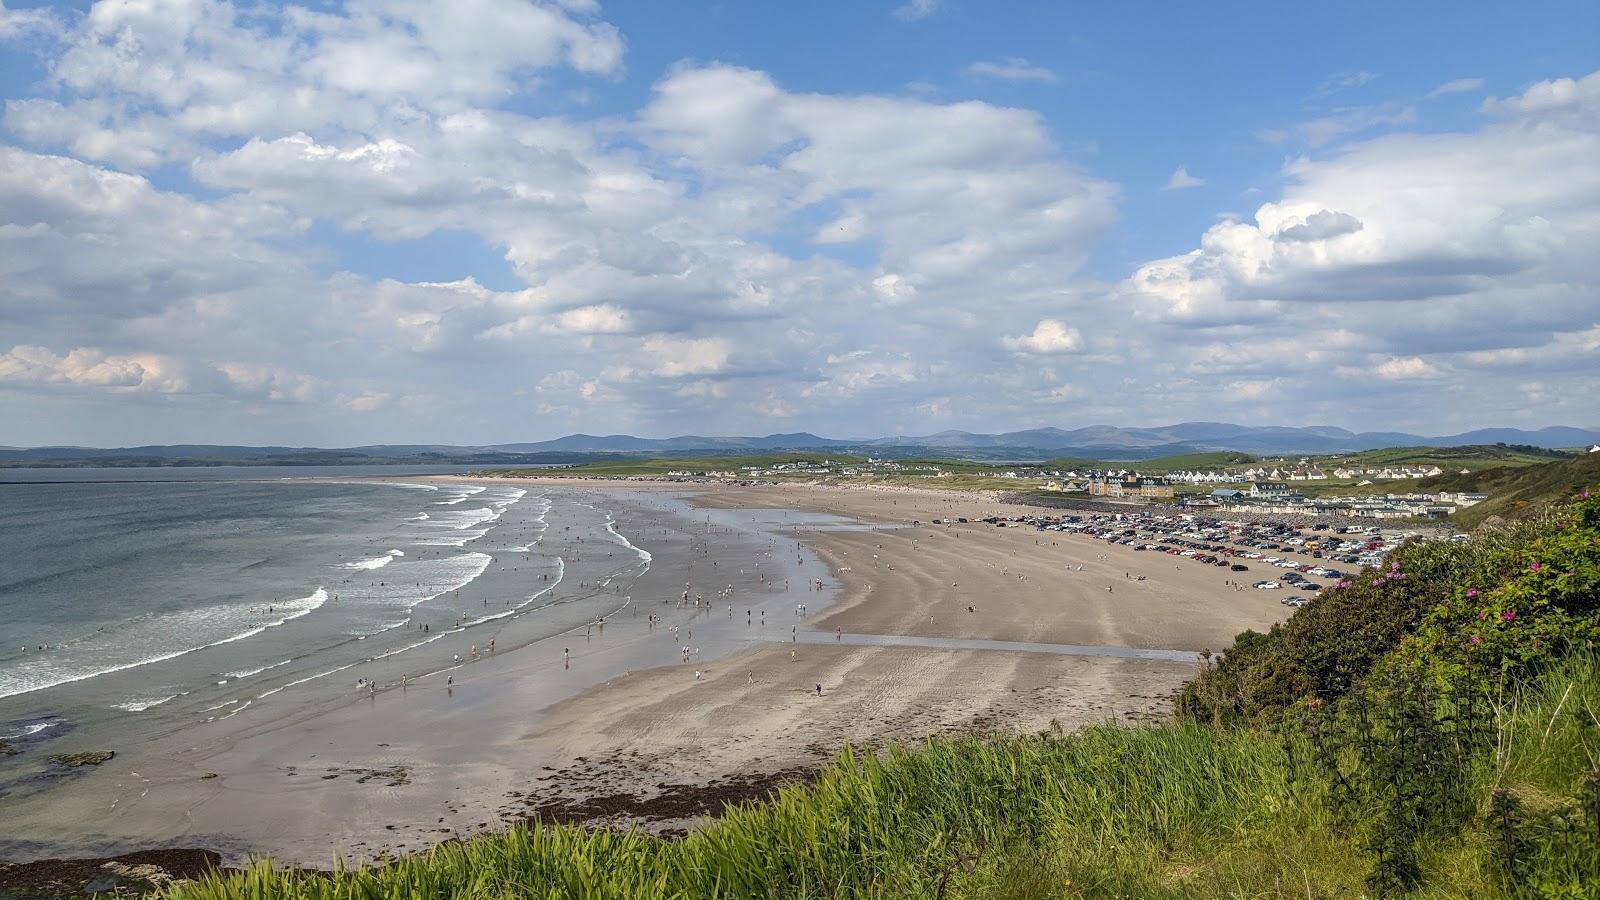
[1,479,1284,869]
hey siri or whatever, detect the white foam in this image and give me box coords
[1,721,57,740]
[407,513,429,521]
[459,557,566,627]
[0,587,330,701]
[112,693,182,712]
[604,515,653,566]
[343,549,404,570]
[224,659,292,680]
[434,485,486,506]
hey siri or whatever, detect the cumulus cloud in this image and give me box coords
[966,58,1058,84]
[1273,209,1363,242]
[1,2,1596,442]
[1373,356,1442,381]
[1125,73,1600,327]
[639,335,733,378]
[0,345,185,391]
[1002,320,1082,354]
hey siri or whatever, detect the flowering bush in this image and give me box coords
[1181,484,1600,724]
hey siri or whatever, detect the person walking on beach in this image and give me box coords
[815,683,823,696]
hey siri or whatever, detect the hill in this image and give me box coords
[1424,450,1600,528]
[6,426,1599,468]
[1322,443,1570,470]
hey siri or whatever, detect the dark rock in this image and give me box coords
[48,750,114,768]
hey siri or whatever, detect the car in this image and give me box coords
[1253,580,1281,589]
[1230,563,1249,571]
[1281,595,1306,605]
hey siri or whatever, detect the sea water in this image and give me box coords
[0,473,650,773]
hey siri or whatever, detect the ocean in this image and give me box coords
[0,471,644,770]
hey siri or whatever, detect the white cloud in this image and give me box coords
[1373,356,1441,381]
[1126,73,1600,325]
[1226,379,1277,399]
[0,1,59,40]
[1268,104,1418,148]
[1273,209,1362,242]
[892,0,939,22]
[1481,71,1600,118]
[1427,77,1485,99]
[966,58,1058,84]
[553,304,632,335]
[0,345,185,391]
[639,335,733,377]
[1314,70,1376,97]
[1162,165,1205,191]
[1002,320,1082,354]
[1,2,1596,443]
[8,0,623,168]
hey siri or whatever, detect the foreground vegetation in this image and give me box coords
[164,486,1600,898]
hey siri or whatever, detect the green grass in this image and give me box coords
[1427,451,1600,528]
[1317,444,1568,471]
[158,659,1600,899]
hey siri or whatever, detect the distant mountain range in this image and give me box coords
[5,423,1599,467]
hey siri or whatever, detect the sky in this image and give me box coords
[1,0,1597,447]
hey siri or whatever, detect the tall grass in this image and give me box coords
[164,724,1353,899]
[159,667,1600,898]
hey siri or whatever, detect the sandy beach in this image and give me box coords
[1,479,1285,868]
[497,481,1283,832]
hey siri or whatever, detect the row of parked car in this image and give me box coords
[993,510,1402,610]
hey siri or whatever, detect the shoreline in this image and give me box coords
[1,479,1281,886]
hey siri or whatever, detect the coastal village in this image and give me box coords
[649,455,1510,521]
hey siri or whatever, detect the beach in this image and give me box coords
[0,478,1284,869]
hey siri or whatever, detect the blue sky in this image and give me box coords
[0,0,1597,445]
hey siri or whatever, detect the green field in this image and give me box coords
[1312,443,1568,472]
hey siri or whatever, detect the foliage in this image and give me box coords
[1427,451,1600,529]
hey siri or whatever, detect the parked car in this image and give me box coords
[1230,563,1249,571]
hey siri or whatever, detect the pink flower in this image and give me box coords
[1584,489,1592,500]
[1501,609,1517,623]
[1467,587,1478,599]
[1529,561,1541,573]
[1470,634,1483,645]
[1478,610,1488,620]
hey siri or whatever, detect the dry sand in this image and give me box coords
[498,480,1283,832]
